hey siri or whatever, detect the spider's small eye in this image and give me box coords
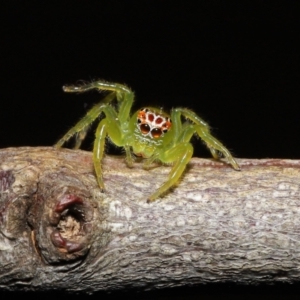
[155,117,163,124]
[151,128,163,138]
[138,110,147,121]
[148,113,154,122]
[140,123,150,134]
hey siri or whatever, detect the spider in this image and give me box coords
[55,80,240,202]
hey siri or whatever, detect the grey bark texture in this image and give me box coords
[0,147,300,293]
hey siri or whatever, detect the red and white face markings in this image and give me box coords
[137,108,172,139]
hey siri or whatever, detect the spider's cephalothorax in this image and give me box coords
[55,80,240,202]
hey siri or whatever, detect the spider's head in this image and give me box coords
[137,108,172,139]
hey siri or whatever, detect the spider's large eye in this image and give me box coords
[140,123,150,134]
[151,128,163,138]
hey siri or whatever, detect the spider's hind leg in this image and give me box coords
[195,124,240,170]
[172,108,240,170]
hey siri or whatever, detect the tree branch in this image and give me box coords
[0,147,300,293]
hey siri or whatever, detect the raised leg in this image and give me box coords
[55,92,115,148]
[56,79,136,192]
[63,80,132,95]
[63,80,135,124]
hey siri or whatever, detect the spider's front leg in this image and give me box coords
[63,80,134,125]
[92,105,132,191]
[56,79,136,193]
[55,92,116,149]
[147,142,193,202]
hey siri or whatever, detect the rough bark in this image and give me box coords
[0,147,300,293]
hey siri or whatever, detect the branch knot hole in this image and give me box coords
[36,186,96,264]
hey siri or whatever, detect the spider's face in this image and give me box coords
[137,108,172,139]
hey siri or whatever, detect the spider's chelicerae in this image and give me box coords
[55,80,240,202]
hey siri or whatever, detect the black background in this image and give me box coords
[1,1,300,299]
